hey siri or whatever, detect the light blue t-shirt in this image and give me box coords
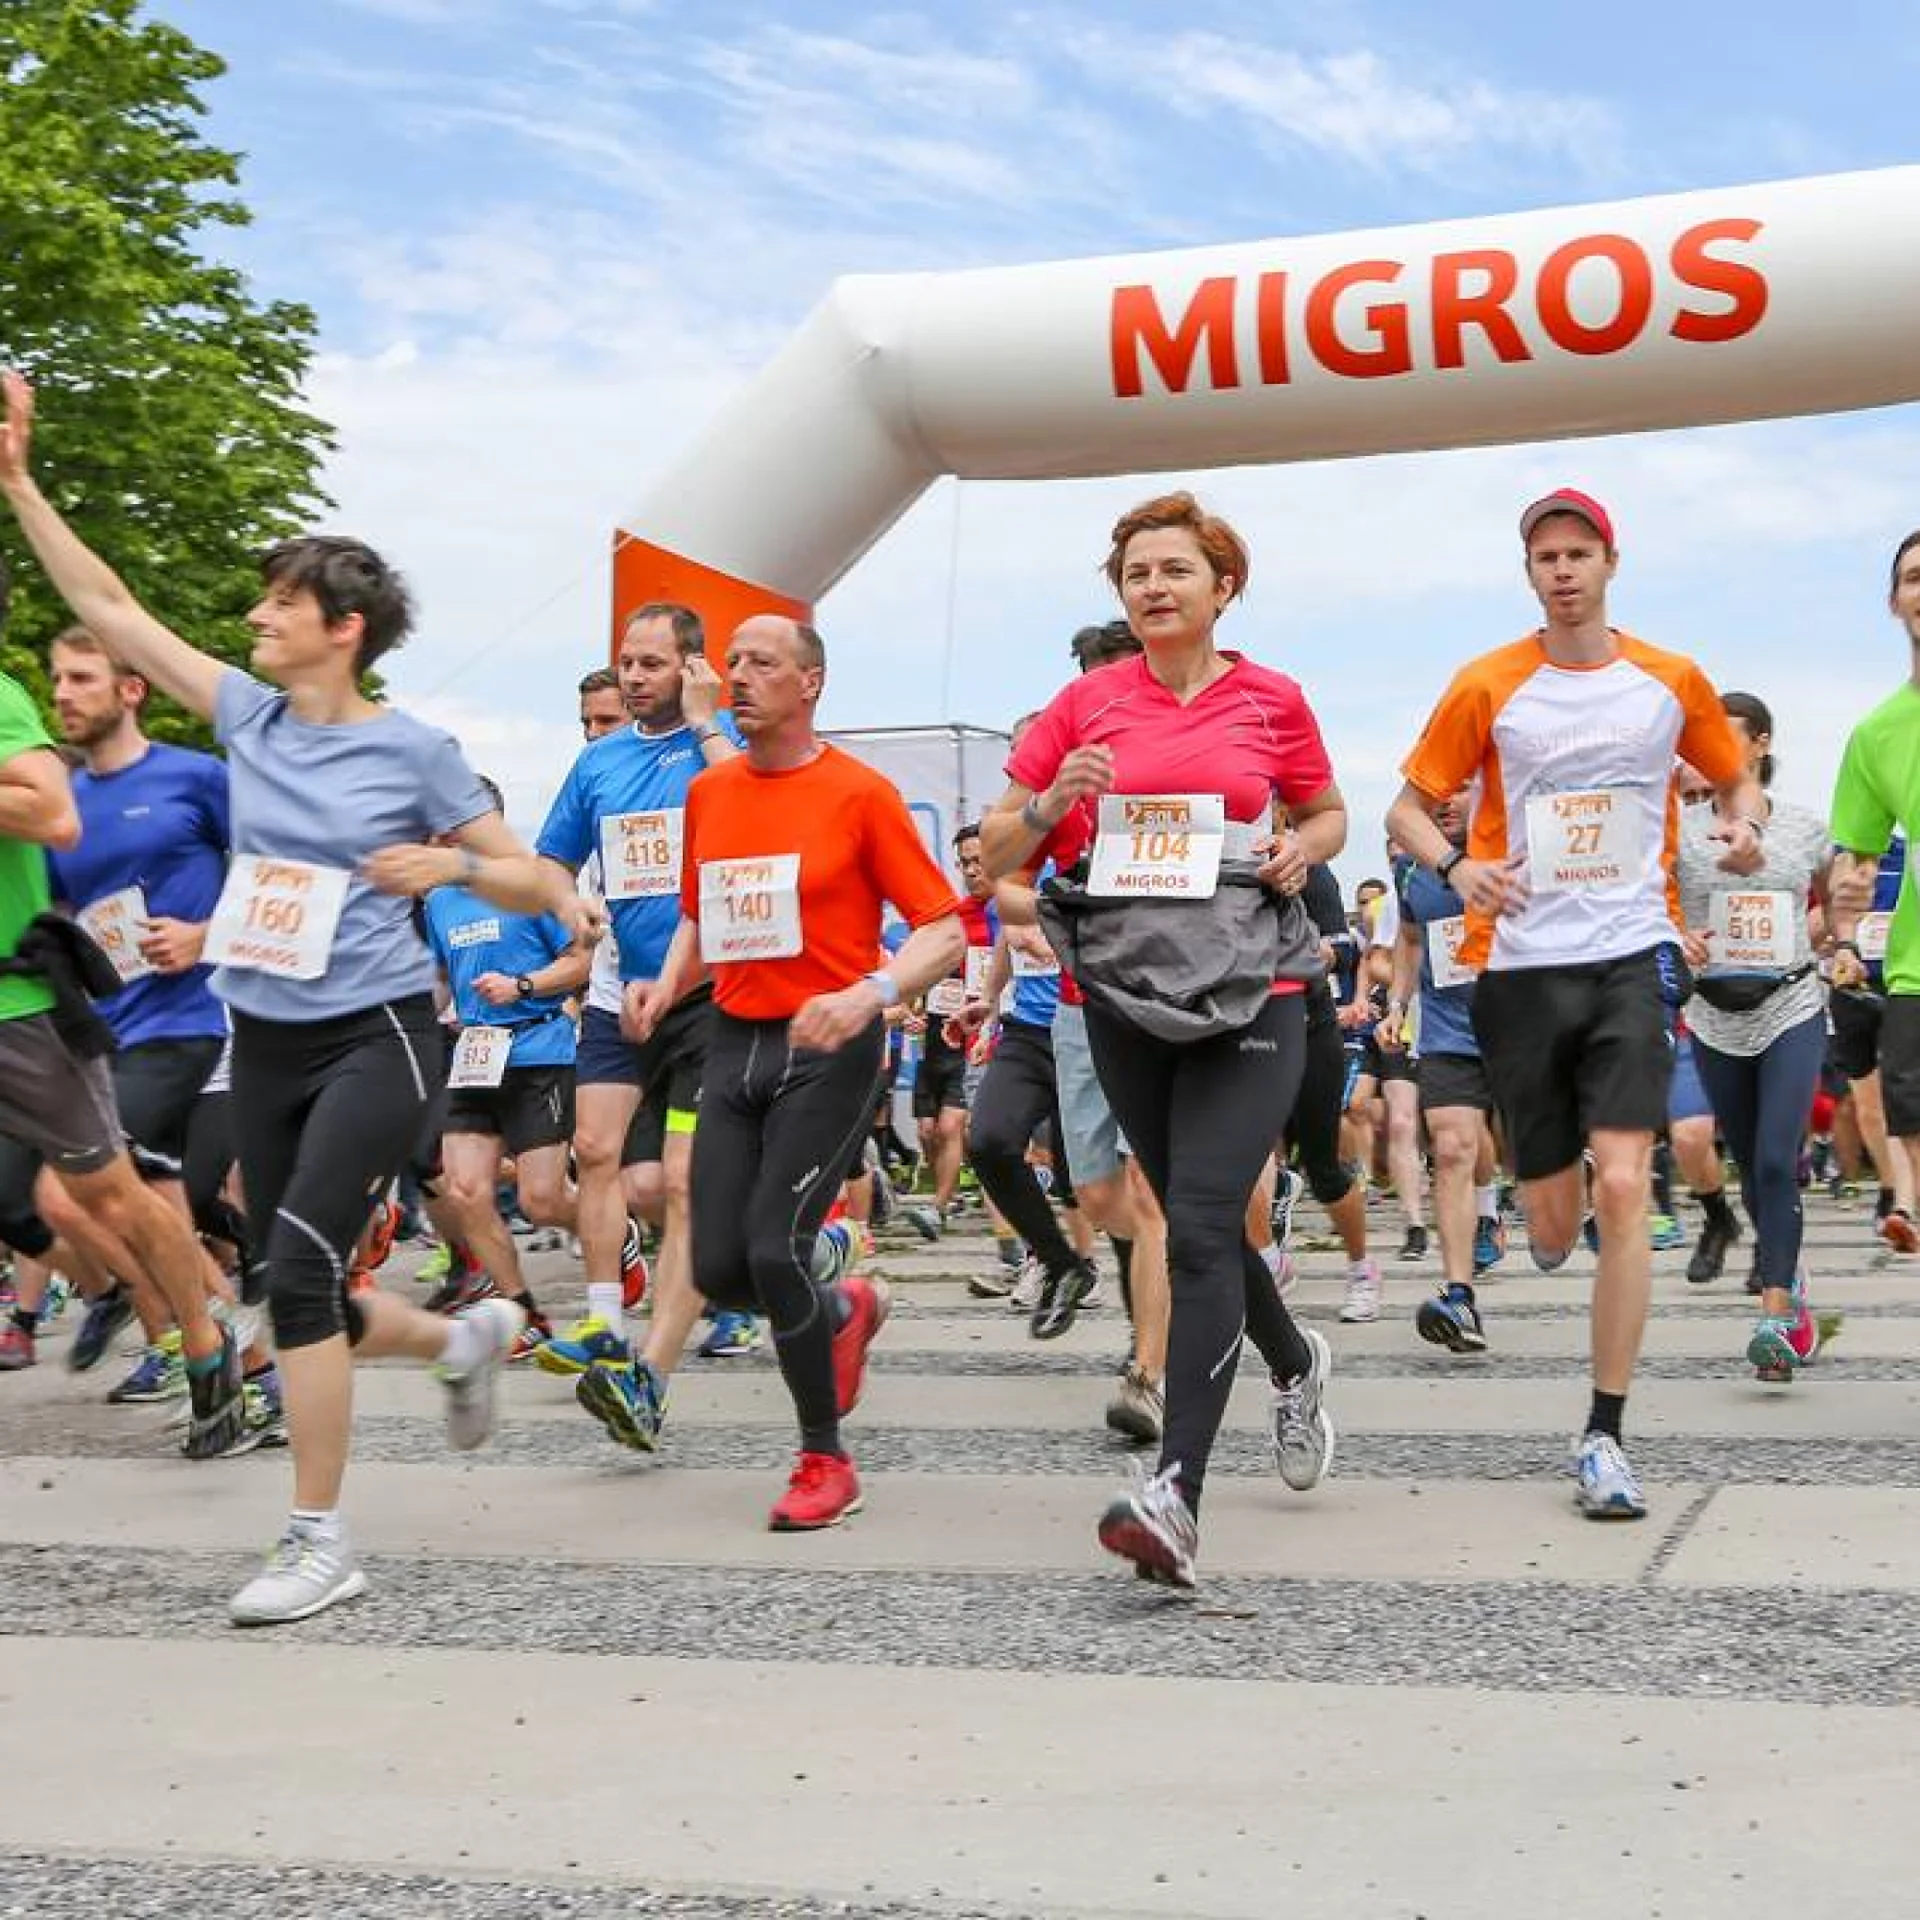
[535,717,743,981]
[212,670,491,1022]
[423,887,577,1069]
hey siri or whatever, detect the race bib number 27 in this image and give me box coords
[1525,789,1641,894]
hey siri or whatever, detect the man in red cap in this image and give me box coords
[1385,488,1764,1521]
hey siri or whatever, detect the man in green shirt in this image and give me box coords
[1830,528,1920,1240]
[0,554,248,1452]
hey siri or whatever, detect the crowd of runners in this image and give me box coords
[2,368,1918,1610]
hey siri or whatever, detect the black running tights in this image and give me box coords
[1085,993,1310,1509]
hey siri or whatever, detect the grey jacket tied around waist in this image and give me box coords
[1037,858,1322,1043]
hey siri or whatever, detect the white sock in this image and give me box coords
[1475,1184,1498,1217]
[290,1506,341,1540]
[1257,1242,1284,1278]
[439,1315,489,1373]
[586,1282,625,1328]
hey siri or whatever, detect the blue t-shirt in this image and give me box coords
[1399,863,1478,1059]
[49,742,229,1047]
[536,717,744,982]
[212,670,491,1021]
[1010,966,1061,1028]
[422,887,577,1069]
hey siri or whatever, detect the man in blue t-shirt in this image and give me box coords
[424,785,592,1353]
[534,601,743,1449]
[1379,788,1505,1357]
[45,625,240,1395]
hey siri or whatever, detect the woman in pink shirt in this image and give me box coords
[983,492,1348,1588]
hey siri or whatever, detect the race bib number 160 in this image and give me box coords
[204,857,350,981]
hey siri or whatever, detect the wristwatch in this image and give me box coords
[691,721,722,746]
[1436,848,1465,886]
[515,974,534,999]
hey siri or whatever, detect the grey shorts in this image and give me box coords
[1052,1000,1129,1188]
[0,1014,126,1176]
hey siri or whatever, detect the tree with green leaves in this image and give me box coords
[0,0,331,742]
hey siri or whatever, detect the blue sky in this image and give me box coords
[161,0,1920,879]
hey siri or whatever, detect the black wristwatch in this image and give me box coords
[1436,848,1466,886]
[515,974,534,999]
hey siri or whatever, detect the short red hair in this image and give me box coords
[1104,491,1250,602]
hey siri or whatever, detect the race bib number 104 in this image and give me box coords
[1087,794,1226,898]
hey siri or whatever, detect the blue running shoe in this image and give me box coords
[34,1274,73,1327]
[533,1315,627,1378]
[1415,1283,1487,1354]
[1472,1214,1506,1274]
[108,1334,186,1403]
[697,1311,762,1359]
[1648,1213,1687,1252]
[68,1287,135,1372]
[575,1355,666,1452]
[1573,1430,1647,1520]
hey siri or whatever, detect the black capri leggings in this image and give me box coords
[1287,980,1358,1206]
[692,1010,885,1453]
[1086,991,1311,1510]
[229,995,444,1351]
[968,1018,1077,1274]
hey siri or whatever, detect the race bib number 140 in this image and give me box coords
[698,855,803,962]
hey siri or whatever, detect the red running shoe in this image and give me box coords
[768,1450,862,1531]
[832,1273,890,1416]
[1877,1209,1920,1255]
[620,1218,650,1311]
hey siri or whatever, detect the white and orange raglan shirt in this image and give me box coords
[1402,632,1745,974]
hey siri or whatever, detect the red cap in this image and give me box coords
[1519,488,1615,550]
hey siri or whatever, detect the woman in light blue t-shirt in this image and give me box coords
[0,374,600,1629]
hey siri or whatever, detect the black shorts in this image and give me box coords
[1879,997,1920,1138]
[577,987,712,1111]
[1473,949,1672,1181]
[1829,988,1884,1083]
[913,1038,969,1119]
[445,1064,576,1155]
[112,1035,224,1164]
[1358,1036,1416,1086]
[1418,1050,1494,1116]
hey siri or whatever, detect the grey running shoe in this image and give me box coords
[1270,1327,1336,1491]
[1029,1257,1097,1340]
[966,1264,1013,1300]
[1104,1364,1164,1445]
[229,1524,367,1626]
[1097,1462,1198,1588]
[439,1298,524,1451]
[182,1328,253,1459]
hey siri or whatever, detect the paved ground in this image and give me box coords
[5,1188,1920,1917]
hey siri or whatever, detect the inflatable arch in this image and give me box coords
[611,165,1920,650]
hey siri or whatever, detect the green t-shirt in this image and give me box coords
[0,672,58,1023]
[1831,681,1920,996]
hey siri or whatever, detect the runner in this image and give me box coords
[628,614,964,1529]
[985,490,1344,1589]
[533,604,740,1441]
[423,774,593,1355]
[1381,787,1501,1352]
[1352,857,1429,1262]
[1675,692,1832,1377]
[0,371,597,1622]
[911,825,995,1229]
[1386,486,1762,1521]
[1829,529,1920,1266]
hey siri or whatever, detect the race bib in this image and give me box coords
[1525,788,1641,893]
[1427,915,1475,990]
[963,947,994,1000]
[78,886,155,986]
[927,978,968,1018]
[448,1024,511,1089]
[599,809,684,901]
[698,854,802,962]
[1087,794,1225,899]
[203,857,349,982]
[1708,889,1795,969]
[1857,912,1892,962]
[1010,942,1059,978]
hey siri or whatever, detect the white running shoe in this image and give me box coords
[1009,1255,1044,1313]
[439,1298,525,1452]
[1097,1462,1198,1588]
[229,1523,367,1626]
[1338,1258,1383,1324]
[1270,1327,1336,1491]
[1573,1430,1647,1520]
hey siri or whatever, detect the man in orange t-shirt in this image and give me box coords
[629,614,965,1532]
